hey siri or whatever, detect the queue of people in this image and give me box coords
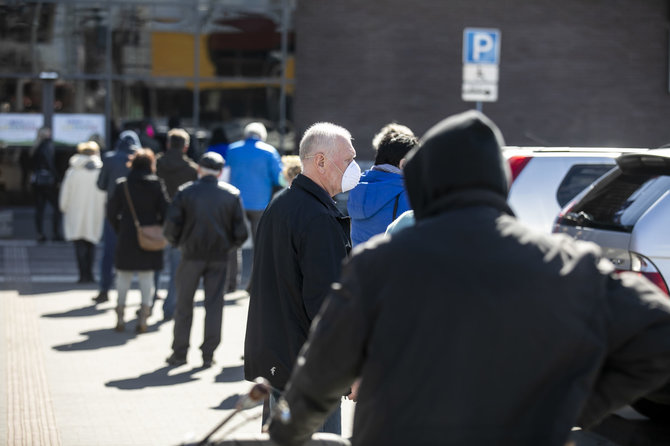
[29,111,670,446]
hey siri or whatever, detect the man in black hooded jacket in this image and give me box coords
[268,111,670,446]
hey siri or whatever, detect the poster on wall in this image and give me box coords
[0,113,44,147]
[53,114,105,146]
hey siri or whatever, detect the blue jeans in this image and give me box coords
[99,220,117,292]
[162,244,181,318]
[262,387,341,435]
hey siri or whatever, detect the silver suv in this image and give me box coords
[553,149,670,420]
[504,147,647,233]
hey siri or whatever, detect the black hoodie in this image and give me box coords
[404,110,512,220]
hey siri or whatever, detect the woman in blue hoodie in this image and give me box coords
[347,124,418,246]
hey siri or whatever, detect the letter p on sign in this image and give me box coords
[463,28,500,65]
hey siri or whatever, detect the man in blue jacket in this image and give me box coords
[347,123,417,246]
[225,122,282,290]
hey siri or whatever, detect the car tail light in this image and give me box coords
[507,156,532,183]
[617,253,669,296]
[552,200,576,231]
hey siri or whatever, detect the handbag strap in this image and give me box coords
[122,181,141,229]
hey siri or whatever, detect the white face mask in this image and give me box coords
[339,160,361,193]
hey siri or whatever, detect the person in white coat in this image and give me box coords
[59,141,107,283]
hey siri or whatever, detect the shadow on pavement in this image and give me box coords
[212,394,240,410]
[105,366,200,389]
[2,282,97,295]
[42,304,107,318]
[215,365,244,383]
[51,325,151,351]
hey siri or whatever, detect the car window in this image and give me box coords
[556,164,614,207]
[562,172,670,232]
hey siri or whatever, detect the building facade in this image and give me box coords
[295,0,670,160]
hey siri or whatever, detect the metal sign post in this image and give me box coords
[462,28,501,111]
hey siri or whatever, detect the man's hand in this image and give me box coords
[347,378,361,402]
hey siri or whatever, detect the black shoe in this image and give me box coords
[202,358,215,369]
[166,354,186,367]
[93,292,109,304]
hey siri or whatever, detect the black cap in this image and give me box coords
[198,152,225,170]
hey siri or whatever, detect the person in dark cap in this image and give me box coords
[93,130,140,304]
[163,151,248,368]
[267,110,670,446]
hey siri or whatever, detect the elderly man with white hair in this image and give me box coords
[244,122,360,435]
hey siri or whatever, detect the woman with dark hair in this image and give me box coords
[107,148,169,333]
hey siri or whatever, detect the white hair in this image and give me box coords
[244,122,267,141]
[299,122,352,160]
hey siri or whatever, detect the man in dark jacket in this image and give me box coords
[30,126,62,242]
[244,122,359,435]
[156,128,198,321]
[164,152,248,368]
[93,130,140,304]
[268,111,670,446]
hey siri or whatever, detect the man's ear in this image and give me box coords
[399,158,407,170]
[315,152,326,172]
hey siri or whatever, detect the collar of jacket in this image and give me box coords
[199,175,218,183]
[292,174,345,217]
[418,188,515,220]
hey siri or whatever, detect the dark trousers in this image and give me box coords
[98,220,116,292]
[226,210,262,292]
[73,239,95,282]
[172,258,228,360]
[33,184,61,238]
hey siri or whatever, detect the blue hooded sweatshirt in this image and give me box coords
[347,167,410,246]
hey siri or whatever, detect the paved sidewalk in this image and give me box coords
[0,238,354,445]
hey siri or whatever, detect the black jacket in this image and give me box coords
[244,174,351,390]
[31,138,57,173]
[269,111,670,446]
[107,170,169,271]
[163,175,248,261]
[155,150,198,200]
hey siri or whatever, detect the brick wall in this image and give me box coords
[295,0,670,159]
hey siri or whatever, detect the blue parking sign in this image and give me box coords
[463,28,500,65]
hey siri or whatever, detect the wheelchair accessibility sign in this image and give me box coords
[462,28,500,102]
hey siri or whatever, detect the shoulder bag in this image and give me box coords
[123,182,168,251]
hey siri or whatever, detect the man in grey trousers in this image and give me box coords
[163,152,248,368]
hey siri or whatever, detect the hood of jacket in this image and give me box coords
[347,169,405,219]
[404,110,511,221]
[69,153,102,170]
[115,130,140,154]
